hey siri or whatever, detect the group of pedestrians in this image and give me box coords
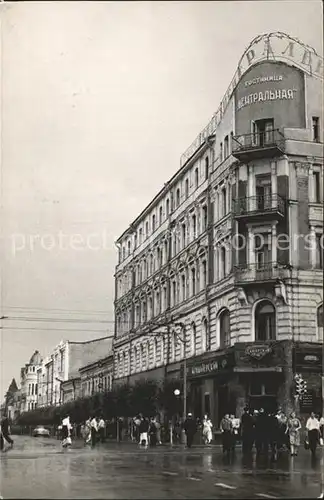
[81,415,106,446]
[132,414,162,448]
[239,407,323,461]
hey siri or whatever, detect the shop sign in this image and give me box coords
[245,345,272,360]
[295,351,322,371]
[187,357,230,378]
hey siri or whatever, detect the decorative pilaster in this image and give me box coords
[310,225,317,268]
[247,226,255,266]
[271,161,277,208]
[271,222,278,263]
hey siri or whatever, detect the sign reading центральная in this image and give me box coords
[180,32,323,167]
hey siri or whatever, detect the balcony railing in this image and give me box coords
[232,129,285,160]
[233,194,285,218]
[234,262,291,283]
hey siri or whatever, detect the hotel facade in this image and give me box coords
[113,33,323,427]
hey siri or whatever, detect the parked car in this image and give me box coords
[32,425,50,437]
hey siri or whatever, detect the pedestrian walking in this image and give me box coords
[90,415,98,447]
[306,412,320,459]
[149,417,158,447]
[154,417,162,445]
[133,414,143,443]
[268,411,280,462]
[276,410,289,452]
[84,417,92,444]
[255,408,268,456]
[220,414,233,458]
[139,417,149,448]
[241,407,254,455]
[61,415,72,448]
[202,415,213,445]
[98,416,106,443]
[230,414,240,446]
[183,413,197,448]
[319,415,324,446]
[0,417,14,451]
[287,412,301,456]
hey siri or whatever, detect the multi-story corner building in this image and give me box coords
[37,337,113,408]
[113,32,323,427]
[20,350,42,412]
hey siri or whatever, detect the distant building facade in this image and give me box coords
[113,32,323,426]
[37,337,113,407]
[20,351,42,412]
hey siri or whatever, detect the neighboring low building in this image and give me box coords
[79,354,114,398]
[61,377,81,404]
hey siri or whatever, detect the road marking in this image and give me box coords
[215,483,237,490]
[256,494,277,499]
[188,477,201,481]
[162,471,178,476]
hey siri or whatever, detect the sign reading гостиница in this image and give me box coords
[180,32,323,167]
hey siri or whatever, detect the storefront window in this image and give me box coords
[255,300,276,341]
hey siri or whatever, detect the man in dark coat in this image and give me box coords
[241,407,254,455]
[183,413,197,448]
[0,416,14,450]
[255,408,268,455]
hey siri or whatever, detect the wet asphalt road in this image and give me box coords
[0,436,323,499]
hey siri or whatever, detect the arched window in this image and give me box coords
[185,179,189,198]
[255,301,276,341]
[205,157,209,179]
[191,322,197,356]
[195,168,199,188]
[127,240,131,256]
[159,206,163,224]
[220,246,226,278]
[152,214,156,232]
[317,304,323,340]
[219,309,231,348]
[202,318,208,352]
[166,198,170,216]
[176,188,181,207]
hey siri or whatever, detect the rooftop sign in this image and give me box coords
[180,32,323,167]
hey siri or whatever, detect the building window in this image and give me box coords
[205,157,209,179]
[252,118,274,146]
[192,213,197,239]
[159,206,163,224]
[152,214,156,232]
[219,309,230,348]
[166,199,170,216]
[224,135,229,158]
[195,168,199,188]
[220,246,226,278]
[181,274,186,301]
[202,205,208,231]
[122,247,126,260]
[315,234,323,269]
[256,175,272,210]
[139,228,143,244]
[202,318,208,351]
[318,304,323,341]
[191,267,196,296]
[312,117,320,142]
[182,223,186,248]
[201,260,207,289]
[230,131,234,154]
[185,179,189,198]
[145,221,149,239]
[172,279,177,306]
[176,188,180,207]
[255,233,271,269]
[220,143,223,162]
[127,240,131,256]
[191,322,197,356]
[313,171,321,202]
[255,300,276,341]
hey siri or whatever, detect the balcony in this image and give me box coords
[234,262,291,285]
[232,129,285,161]
[233,194,285,221]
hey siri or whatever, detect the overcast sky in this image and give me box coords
[0,1,322,401]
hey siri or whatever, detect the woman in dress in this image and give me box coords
[287,412,302,456]
[202,415,213,445]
